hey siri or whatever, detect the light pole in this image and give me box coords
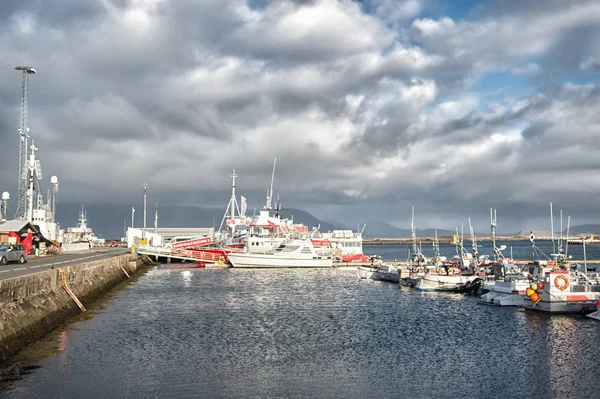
[143,183,147,240]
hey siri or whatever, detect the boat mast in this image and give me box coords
[265,157,276,211]
[565,215,570,261]
[469,217,478,262]
[491,208,497,263]
[411,206,417,261]
[550,202,556,255]
[218,169,240,233]
[231,169,237,221]
[433,229,440,263]
[559,209,564,259]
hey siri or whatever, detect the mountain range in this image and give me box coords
[54,202,600,240]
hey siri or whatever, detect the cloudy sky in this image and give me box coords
[1,0,600,232]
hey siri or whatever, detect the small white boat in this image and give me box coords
[357,263,399,283]
[479,278,529,306]
[587,310,600,321]
[227,238,333,268]
[415,272,482,293]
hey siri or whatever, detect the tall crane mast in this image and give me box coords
[14,65,36,220]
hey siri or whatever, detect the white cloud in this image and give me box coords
[512,63,541,77]
[1,0,600,231]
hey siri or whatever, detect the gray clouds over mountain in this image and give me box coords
[1,0,600,233]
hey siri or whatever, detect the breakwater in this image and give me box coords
[0,253,144,361]
[364,236,543,245]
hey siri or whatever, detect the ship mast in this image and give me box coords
[25,141,43,222]
[231,169,238,221]
[491,208,497,263]
[469,217,478,261]
[265,157,276,211]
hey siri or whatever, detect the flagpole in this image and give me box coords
[131,207,135,229]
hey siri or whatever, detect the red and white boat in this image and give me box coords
[319,228,368,263]
[524,269,600,314]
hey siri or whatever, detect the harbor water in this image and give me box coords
[364,239,600,264]
[2,260,599,398]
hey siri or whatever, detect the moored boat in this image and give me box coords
[523,270,600,314]
[357,261,399,283]
[227,237,333,268]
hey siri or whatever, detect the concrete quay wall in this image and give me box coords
[0,253,144,361]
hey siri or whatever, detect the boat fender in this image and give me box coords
[218,256,225,265]
[554,275,569,291]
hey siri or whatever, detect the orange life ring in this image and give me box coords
[554,275,569,291]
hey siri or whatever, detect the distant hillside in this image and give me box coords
[567,224,600,235]
[515,225,600,238]
[361,221,455,239]
[278,209,339,233]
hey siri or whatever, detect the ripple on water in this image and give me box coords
[2,265,599,399]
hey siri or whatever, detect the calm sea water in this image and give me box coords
[2,265,599,399]
[364,240,600,263]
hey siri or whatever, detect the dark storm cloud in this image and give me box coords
[1,0,600,233]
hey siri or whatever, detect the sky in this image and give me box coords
[1,0,600,233]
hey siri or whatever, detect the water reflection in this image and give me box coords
[2,265,599,399]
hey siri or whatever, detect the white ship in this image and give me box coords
[228,237,333,268]
[319,228,368,263]
[64,206,97,245]
[24,142,61,243]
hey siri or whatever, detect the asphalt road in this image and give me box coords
[0,247,131,281]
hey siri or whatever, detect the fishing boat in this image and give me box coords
[357,257,399,283]
[415,224,483,293]
[399,207,444,286]
[479,208,530,306]
[522,206,600,314]
[227,236,334,268]
[523,269,600,314]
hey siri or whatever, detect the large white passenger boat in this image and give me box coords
[228,238,333,268]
